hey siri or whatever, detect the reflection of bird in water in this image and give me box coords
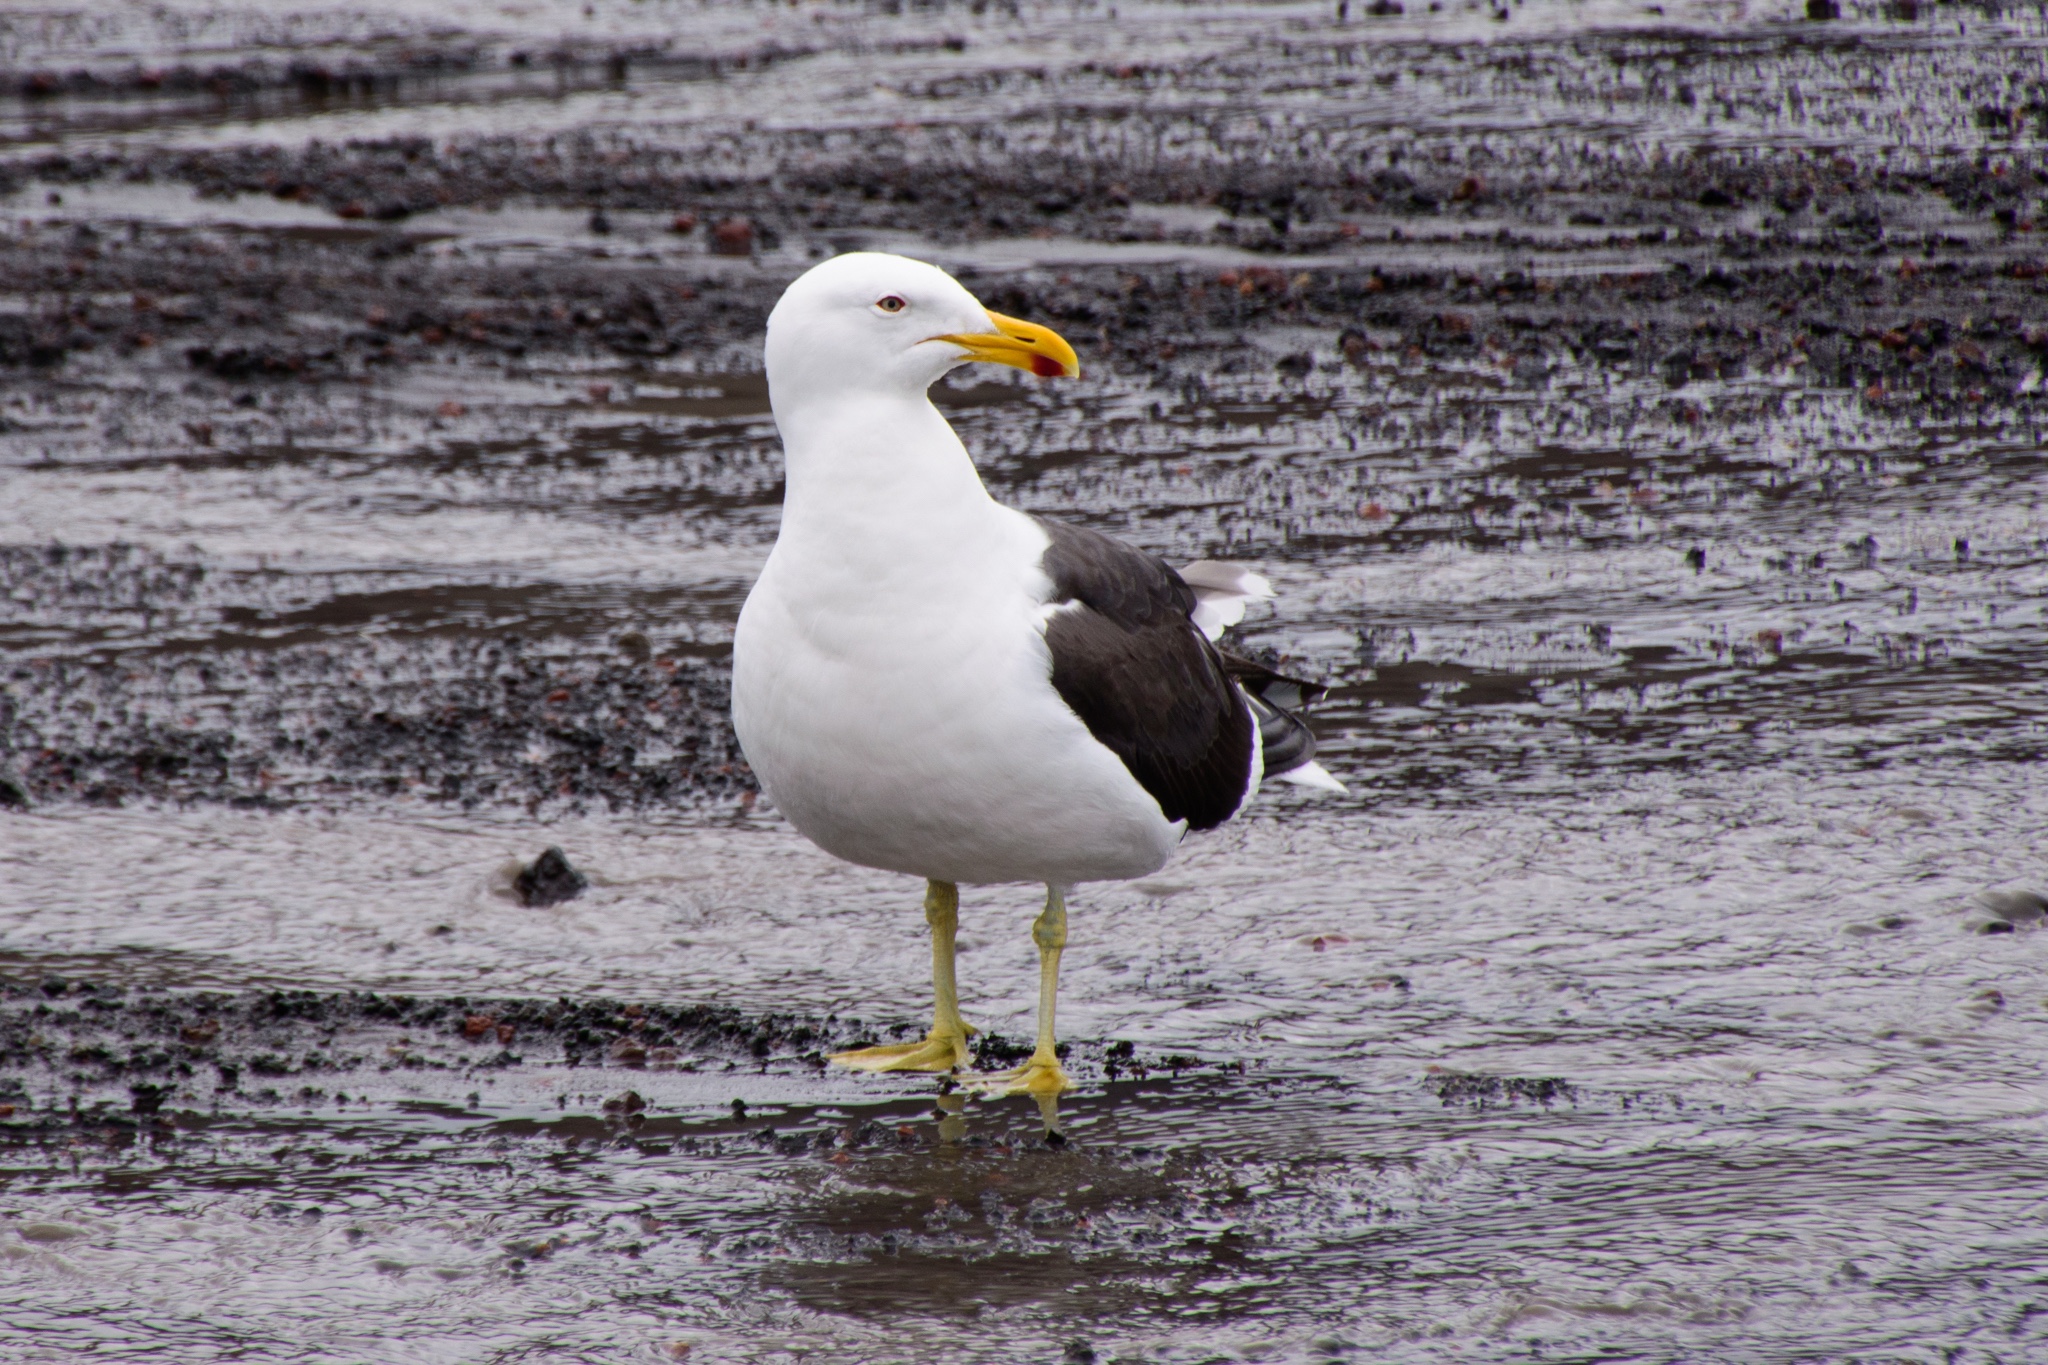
[732,253,1345,1129]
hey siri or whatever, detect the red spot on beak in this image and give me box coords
[1029,354,1066,378]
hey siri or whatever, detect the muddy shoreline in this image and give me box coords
[7,5,2047,815]
[6,223,2045,810]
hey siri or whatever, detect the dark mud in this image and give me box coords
[5,3,2048,812]
[0,555,749,811]
[5,2,2048,1362]
[5,233,2046,808]
[0,981,845,1105]
[4,2,2048,810]
[0,978,1237,1111]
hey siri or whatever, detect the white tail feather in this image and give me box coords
[1180,560,1273,641]
[1274,760,1347,794]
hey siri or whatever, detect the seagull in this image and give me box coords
[731,252,1344,1123]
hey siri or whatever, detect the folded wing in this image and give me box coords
[1032,518,1345,828]
[1034,518,1255,830]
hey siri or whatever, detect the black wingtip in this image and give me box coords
[1221,650,1328,777]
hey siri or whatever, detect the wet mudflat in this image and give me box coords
[4,1,2048,1361]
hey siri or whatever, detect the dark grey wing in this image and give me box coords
[1220,651,1325,777]
[1034,517,1255,831]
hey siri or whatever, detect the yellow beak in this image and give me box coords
[933,309,1080,379]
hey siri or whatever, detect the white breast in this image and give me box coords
[732,458,1179,886]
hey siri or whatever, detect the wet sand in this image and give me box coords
[3,2,2048,1361]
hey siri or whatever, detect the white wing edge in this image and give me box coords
[1180,560,1273,641]
[1274,760,1348,794]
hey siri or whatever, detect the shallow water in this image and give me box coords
[6,771,2048,1363]
[5,1,2048,1361]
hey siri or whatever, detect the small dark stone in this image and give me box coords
[130,1083,168,1115]
[710,218,755,255]
[515,846,589,906]
[1980,921,2015,935]
[1062,1338,1095,1364]
[1806,0,1839,18]
[0,775,27,808]
[1978,890,2047,924]
[588,209,612,235]
[1427,1071,1575,1108]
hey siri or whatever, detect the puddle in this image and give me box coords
[4,768,2047,1361]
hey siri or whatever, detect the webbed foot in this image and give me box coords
[830,1028,973,1074]
[961,1048,1072,1098]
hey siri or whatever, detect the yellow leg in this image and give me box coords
[965,884,1075,1107]
[830,880,975,1074]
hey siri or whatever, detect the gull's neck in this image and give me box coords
[773,388,998,547]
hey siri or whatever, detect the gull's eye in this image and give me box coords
[875,295,907,314]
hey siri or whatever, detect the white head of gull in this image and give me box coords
[732,251,1344,1125]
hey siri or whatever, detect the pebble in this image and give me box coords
[1977,890,2047,925]
[514,846,589,906]
[710,218,754,255]
[1964,989,2005,1016]
[18,1223,86,1243]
